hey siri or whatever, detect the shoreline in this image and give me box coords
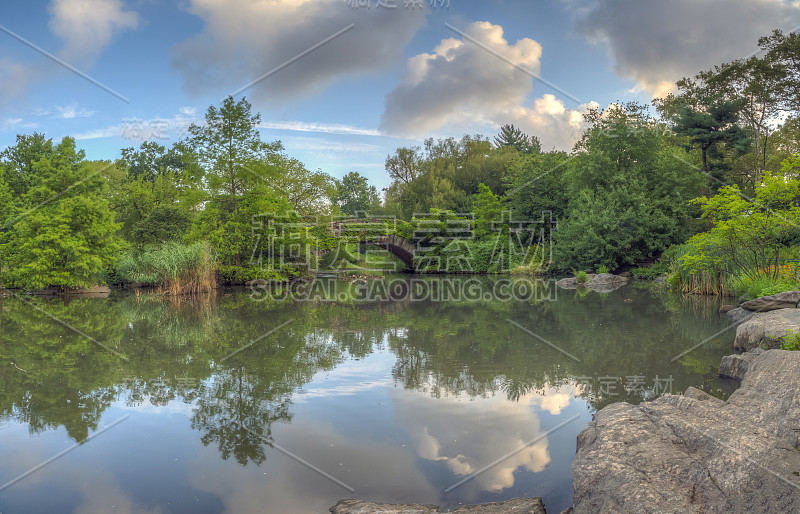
[328,291,800,513]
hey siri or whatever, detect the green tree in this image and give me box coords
[0,133,55,197]
[657,89,751,175]
[494,124,541,154]
[505,151,570,222]
[330,172,380,216]
[0,173,12,290]
[385,146,423,185]
[757,30,800,114]
[555,104,704,270]
[471,183,505,239]
[681,165,800,280]
[2,137,121,291]
[188,96,281,217]
[111,141,204,245]
[187,96,282,266]
[253,154,335,215]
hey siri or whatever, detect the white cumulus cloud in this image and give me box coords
[380,21,596,151]
[48,0,138,65]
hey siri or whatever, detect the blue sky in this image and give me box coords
[2,0,799,189]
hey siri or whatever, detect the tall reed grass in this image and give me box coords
[664,244,736,296]
[117,241,216,295]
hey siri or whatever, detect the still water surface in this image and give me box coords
[0,277,735,513]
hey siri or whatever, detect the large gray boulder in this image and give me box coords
[586,273,629,293]
[571,350,800,513]
[718,348,765,380]
[733,308,800,350]
[726,307,753,325]
[330,498,546,513]
[556,275,595,290]
[740,291,800,312]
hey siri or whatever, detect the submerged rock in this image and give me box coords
[330,498,547,513]
[740,291,800,312]
[556,273,628,293]
[571,350,800,513]
[733,308,800,350]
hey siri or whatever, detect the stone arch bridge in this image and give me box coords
[322,218,415,268]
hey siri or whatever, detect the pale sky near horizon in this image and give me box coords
[2,0,799,189]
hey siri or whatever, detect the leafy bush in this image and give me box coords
[597,265,609,274]
[734,272,799,300]
[574,270,589,283]
[674,169,800,295]
[781,330,800,351]
[216,265,290,285]
[130,204,191,247]
[632,261,669,279]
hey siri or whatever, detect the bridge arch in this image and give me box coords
[320,219,415,269]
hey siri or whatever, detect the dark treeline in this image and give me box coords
[1,30,800,293]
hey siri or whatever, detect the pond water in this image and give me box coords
[0,276,735,513]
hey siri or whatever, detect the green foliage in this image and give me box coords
[574,270,589,283]
[631,262,669,279]
[734,273,798,300]
[130,204,192,246]
[494,123,541,154]
[554,103,704,271]
[677,168,800,294]
[505,151,569,223]
[329,171,380,216]
[111,141,204,244]
[597,265,609,274]
[658,93,751,172]
[188,96,281,213]
[2,137,121,291]
[117,241,215,294]
[385,135,518,218]
[471,183,505,239]
[781,329,800,351]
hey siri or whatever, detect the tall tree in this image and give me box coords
[0,133,55,197]
[385,146,423,185]
[493,124,541,154]
[330,172,380,217]
[187,96,281,266]
[555,104,705,270]
[187,96,280,216]
[662,94,751,174]
[253,154,335,215]
[2,137,121,291]
[111,141,204,244]
[758,30,800,114]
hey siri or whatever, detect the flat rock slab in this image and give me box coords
[572,350,800,513]
[330,498,547,514]
[733,308,800,350]
[33,285,112,297]
[741,291,800,312]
